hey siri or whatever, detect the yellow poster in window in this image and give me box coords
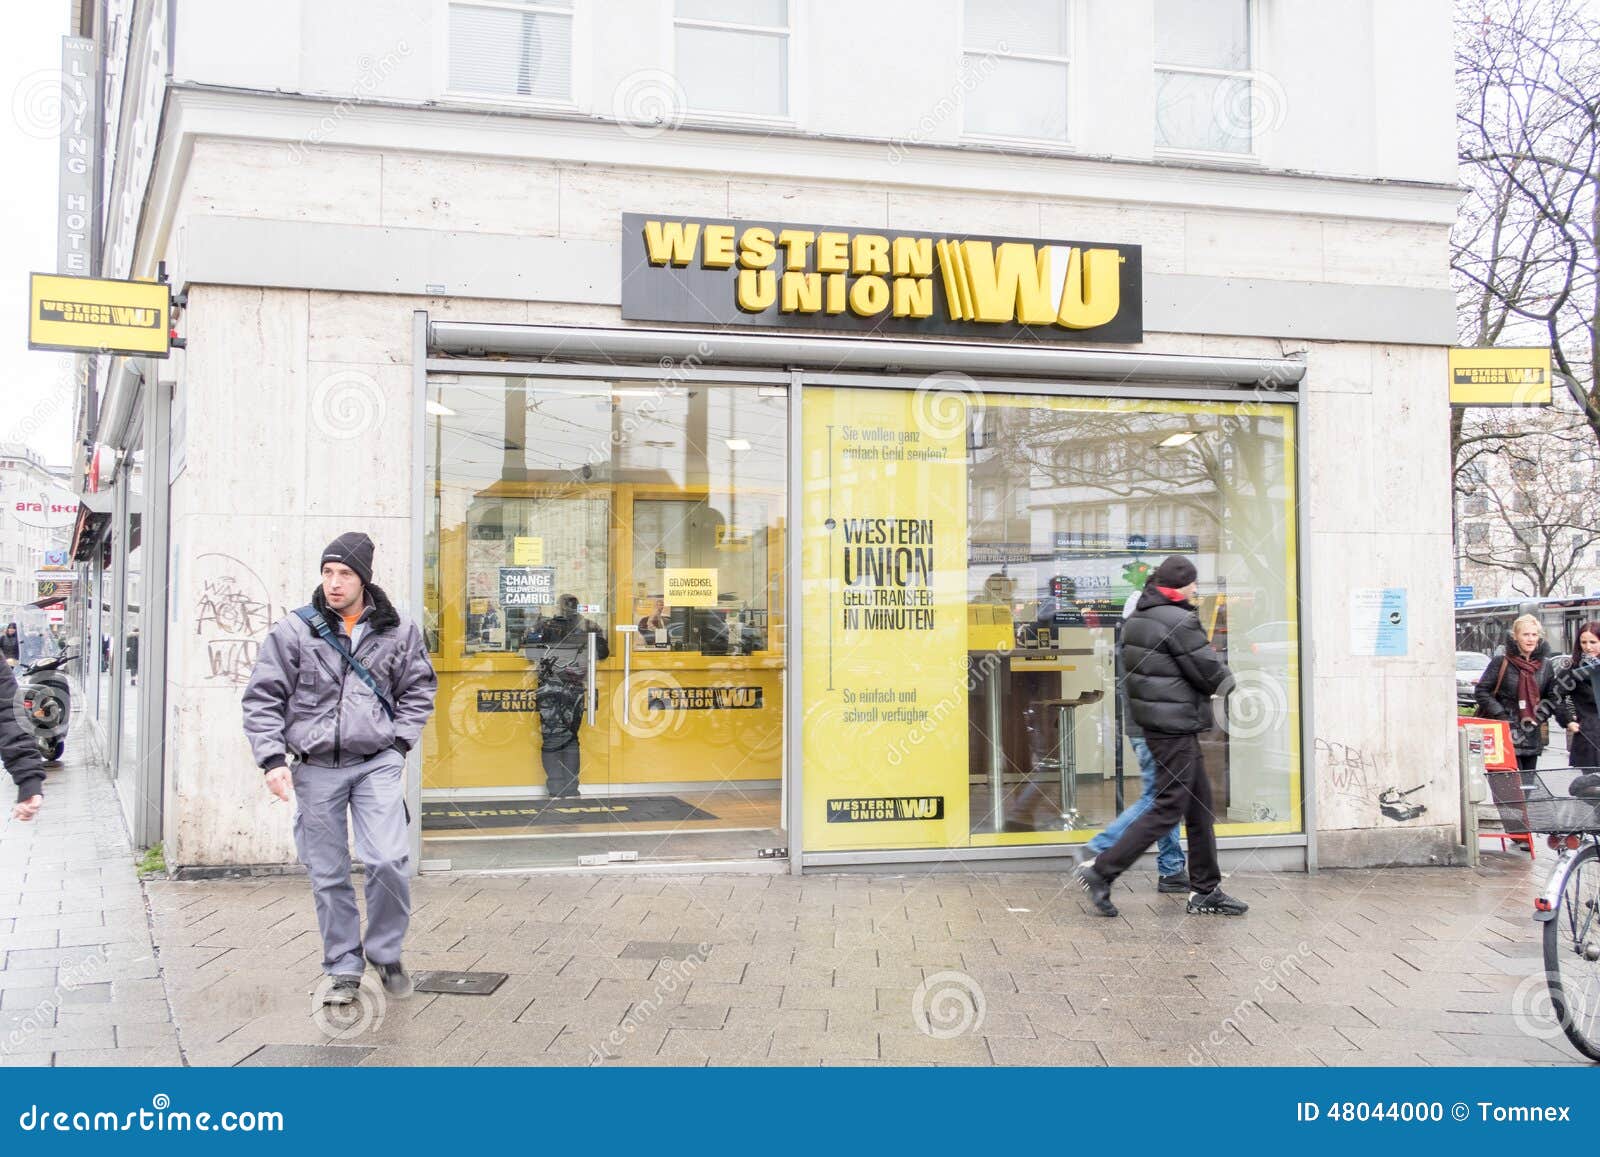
[664,568,718,607]
[800,386,970,852]
[513,536,544,566]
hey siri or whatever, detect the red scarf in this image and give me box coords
[1506,653,1543,722]
[1156,585,1188,603]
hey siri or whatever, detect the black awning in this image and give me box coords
[70,489,112,562]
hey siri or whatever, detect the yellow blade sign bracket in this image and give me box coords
[28,272,171,357]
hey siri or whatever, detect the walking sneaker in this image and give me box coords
[1157,873,1191,894]
[373,959,414,998]
[1073,863,1119,917]
[323,975,362,1006]
[1186,889,1249,916]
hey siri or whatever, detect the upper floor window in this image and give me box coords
[448,0,574,102]
[963,0,1071,143]
[675,0,790,119]
[1154,0,1253,155]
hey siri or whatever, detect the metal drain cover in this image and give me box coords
[414,970,508,995]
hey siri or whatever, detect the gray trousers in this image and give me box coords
[292,749,411,976]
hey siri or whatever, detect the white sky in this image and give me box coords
[0,0,77,472]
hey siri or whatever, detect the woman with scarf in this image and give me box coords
[1475,613,1572,771]
[1552,621,1600,770]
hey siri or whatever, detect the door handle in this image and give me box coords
[617,624,637,727]
[587,630,598,728]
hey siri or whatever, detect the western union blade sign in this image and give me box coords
[28,272,171,357]
[1448,346,1552,406]
[620,213,1142,343]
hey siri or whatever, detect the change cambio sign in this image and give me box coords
[12,485,78,530]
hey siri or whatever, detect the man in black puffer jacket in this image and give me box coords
[1076,555,1248,917]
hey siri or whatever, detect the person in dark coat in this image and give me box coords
[522,594,609,799]
[0,623,18,666]
[1075,555,1248,918]
[1474,613,1571,772]
[1553,620,1600,769]
[2,655,46,821]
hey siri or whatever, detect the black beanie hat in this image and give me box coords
[1150,554,1197,589]
[321,531,375,586]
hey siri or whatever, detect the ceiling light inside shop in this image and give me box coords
[425,400,457,417]
[725,439,751,451]
[1157,431,1198,448]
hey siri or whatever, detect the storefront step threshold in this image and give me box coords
[439,858,787,877]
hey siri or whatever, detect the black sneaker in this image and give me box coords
[1073,863,1119,917]
[1186,888,1248,916]
[323,974,362,1005]
[373,959,414,998]
[1157,873,1191,894]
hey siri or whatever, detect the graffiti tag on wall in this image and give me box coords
[193,554,277,686]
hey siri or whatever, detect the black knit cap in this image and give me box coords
[1150,554,1198,589]
[321,531,375,586]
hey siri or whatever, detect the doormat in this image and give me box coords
[421,796,718,830]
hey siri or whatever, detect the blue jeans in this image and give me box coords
[1086,736,1186,878]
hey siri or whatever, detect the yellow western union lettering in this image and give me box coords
[701,224,736,268]
[781,271,823,312]
[739,227,776,269]
[737,269,776,310]
[642,220,700,266]
[961,241,1056,325]
[893,236,934,277]
[851,234,890,275]
[816,232,850,273]
[1056,246,1123,329]
[893,278,933,318]
[849,275,890,316]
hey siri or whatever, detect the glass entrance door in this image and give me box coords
[421,374,788,868]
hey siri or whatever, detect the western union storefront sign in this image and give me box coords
[28,273,171,357]
[620,212,1143,343]
[1448,347,1552,406]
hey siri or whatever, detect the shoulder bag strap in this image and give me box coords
[294,606,396,721]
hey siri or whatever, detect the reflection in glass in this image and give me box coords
[965,398,1298,839]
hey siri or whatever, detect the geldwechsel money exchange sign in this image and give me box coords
[620,213,1143,343]
[28,272,171,357]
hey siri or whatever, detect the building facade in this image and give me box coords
[71,0,1460,874]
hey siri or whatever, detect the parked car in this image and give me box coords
[1456,650,1491,708]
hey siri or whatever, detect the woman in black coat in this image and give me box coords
[1475,613,1572,771]
[1553,620,1600,769]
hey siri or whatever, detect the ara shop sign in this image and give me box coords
[12,485,79,530]
[620,213,1142,343]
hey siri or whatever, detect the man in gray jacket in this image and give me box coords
[242,532,437,1005]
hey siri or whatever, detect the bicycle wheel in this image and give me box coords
[1542,842,1600,1061]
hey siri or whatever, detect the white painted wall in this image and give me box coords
[168,0,1457,185]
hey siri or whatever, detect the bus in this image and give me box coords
[1455,595,1600,658]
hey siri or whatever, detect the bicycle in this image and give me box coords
[1507,768,1600,1060]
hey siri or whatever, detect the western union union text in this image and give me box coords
[642,220,1124,329]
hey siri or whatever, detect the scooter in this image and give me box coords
[16,651,72,764]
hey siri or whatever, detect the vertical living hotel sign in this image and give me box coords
[58,37,97,275]
[621,213,1142,342]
